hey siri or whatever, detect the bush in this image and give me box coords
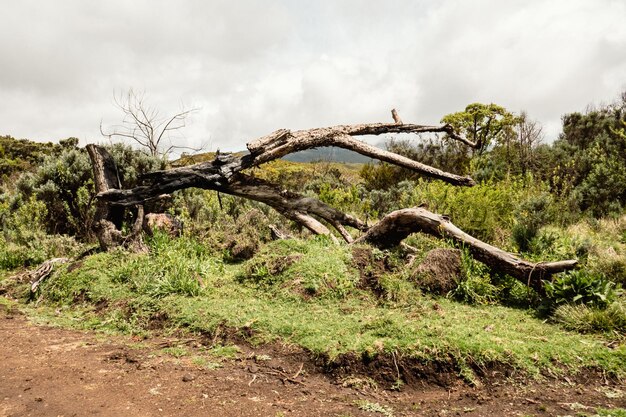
[9,143,164,239]
[13,148,95,237]
[553,301,626,334]
[223,209,272,261]
[544,270,623,309]
[511,193,552,253]
[363,177,551,245]
[448,249,498,305]
[0,194,83,271]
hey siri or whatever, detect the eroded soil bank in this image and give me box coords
[0,306,624,417]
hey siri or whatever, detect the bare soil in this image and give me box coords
[1,305,624,417]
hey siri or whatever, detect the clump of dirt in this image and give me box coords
[318,351,460,389]
[267,254,303,276]
[410,248,462,295]
[66,260,84,273]
[147,311,170,330]
[351,246,390,297]
[242,253,303,286]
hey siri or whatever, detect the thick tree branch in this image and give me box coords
[355,207,577,290]
[91,113,577,287]
[443,127,481,149]
[99,119,478,205]
[87,144,146,252]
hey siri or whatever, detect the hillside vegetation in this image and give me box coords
[1,97,625,386]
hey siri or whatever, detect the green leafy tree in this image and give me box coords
[441,103,520,156]
[11,143,164,239]
[549,96,626,216]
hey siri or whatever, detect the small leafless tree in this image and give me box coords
[517,111,543,176]
[100,89,200,158]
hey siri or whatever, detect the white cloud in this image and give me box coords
[0,0,624,151]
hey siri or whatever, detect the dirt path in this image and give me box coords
[0,305,624,417]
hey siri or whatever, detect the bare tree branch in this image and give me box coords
[100,89,199,158]
[90,111,577,287]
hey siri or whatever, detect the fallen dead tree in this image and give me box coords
[354,208,577,291]
[89,110,577,290]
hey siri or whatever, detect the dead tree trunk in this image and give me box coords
[86,144,146,252]
[91,112,577,288]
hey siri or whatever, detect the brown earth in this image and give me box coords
[0,304,624,417]
[411,248,462,295]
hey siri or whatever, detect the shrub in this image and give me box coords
[553,301,626,334]
[511,193,552,253]
[0,194,83,271]
[491,273,539,307]
[13,148,95,237]
[448,249,498,305]
[544,270,623,309]
[223,209,272,261]
[367,177,549,245]
[9,143,164,239]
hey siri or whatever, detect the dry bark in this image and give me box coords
[355,208,577,290]
[27,258,70,293]
[86,144,146,252]
[98,120,475,209]
[91,113,577,286]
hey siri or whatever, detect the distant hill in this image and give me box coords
[282,146,374,163]
[172,145,379,166]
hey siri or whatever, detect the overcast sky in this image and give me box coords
[1,0,625,153]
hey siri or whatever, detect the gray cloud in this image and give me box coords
[0,0,624,152]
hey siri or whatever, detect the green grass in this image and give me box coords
[191,356,222,370]
[160,346,188,357]
[594,408,626,417]
[3,234,625,381]
[207,344,241,359]
[355,400,394,417]
[240,237,359,298]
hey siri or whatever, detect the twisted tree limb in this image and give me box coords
[91,112,577,287]
[98,119,475,207]
[355,208,577,290]
[245,123,475,186]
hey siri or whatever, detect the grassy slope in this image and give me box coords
[3,235,623,381]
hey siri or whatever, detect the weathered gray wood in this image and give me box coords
[244,123,475,185]
[28,258,70,292]
[86,144,146,252]
[91,115,577,285]
[355,207,578,290]
[87,144,124,249]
